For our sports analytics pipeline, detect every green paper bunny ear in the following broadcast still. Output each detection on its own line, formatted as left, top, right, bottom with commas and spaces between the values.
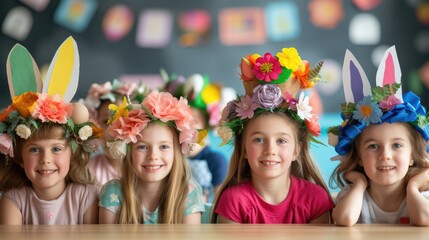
6, 44, 42, 100
43, 36, 79, 103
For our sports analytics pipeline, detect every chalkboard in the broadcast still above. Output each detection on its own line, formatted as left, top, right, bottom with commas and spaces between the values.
0, 0, 427, 112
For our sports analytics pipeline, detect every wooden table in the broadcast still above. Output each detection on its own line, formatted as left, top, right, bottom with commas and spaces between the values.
0, 224, 428, 240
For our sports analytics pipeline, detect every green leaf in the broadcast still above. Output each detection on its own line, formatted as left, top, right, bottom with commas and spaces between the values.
327, 126, 341, 135
70, 140, 78, 153
341, 102, 356, 115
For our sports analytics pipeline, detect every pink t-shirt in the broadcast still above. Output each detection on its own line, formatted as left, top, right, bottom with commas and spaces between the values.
5, 183, 98, 225
215, 176, 334, 223
88, 154, 120, 191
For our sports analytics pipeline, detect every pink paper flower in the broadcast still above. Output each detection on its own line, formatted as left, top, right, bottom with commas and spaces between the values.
108, 109, 150, 143
253, 53, 282, 82
143, 91, 180, 122
32, 93, 72, 124
235, 95, 259, 120
379, 95, 401, 111
88, 82, 112, 99
175, 97, 196, 132
0, 134, 14, 157
207, 103, 221, 126
115, 82, 138, 96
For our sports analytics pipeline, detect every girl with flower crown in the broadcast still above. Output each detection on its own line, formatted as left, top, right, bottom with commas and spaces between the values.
82, 79, 142, 191
329, 47, 429, 226
98, 91, 206, 224
0, 37, 99, 225
211, 47, 334, 224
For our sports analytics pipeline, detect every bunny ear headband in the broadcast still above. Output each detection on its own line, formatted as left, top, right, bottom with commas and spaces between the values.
217, 47, 324, 145
161, 69, 237, 128
0, 37, 99, 157
328, 46, 429, 157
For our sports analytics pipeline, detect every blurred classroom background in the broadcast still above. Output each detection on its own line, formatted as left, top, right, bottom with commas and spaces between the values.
1, 0, 428, 192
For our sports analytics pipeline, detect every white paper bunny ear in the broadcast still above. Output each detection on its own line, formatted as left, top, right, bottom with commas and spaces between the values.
183, 73, 206, 99
342, 49, 372, 103
375, 46, 403, 102
43, 36, 80, 103
6, 44, 42, 100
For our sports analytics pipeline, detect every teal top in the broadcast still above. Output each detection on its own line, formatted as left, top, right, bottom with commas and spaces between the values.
99, 178, 205, 223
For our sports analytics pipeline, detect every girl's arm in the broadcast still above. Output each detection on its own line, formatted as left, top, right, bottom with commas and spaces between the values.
182, 212, 202, 224
0, 196, 22, 225
83, 199, 99, 224
99, 207, 119, 224
407, 168, 429, 226
332, 171, 367, 226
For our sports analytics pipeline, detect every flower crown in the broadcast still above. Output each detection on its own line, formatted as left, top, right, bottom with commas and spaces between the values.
0, 92, 99, 157
106, 90, 207, 159
218, 47, 324, 145
328, 47, 429, 157
83, 79, 145, 111
0, 37, 100, 158
328, 86, 429, 156
161, 69, 236, 128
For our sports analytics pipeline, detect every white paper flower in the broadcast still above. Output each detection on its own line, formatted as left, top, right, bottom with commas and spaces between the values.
78, 125, 93, 140
106, 140, 127, 160
15, 124, 31, 139
295, 92, 313, 121
218, 126, 233, 145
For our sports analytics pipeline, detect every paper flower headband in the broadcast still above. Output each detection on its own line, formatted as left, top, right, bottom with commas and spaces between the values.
106, 90, 207, 160
83, 79, 145, 111
0, 37, 99, 158
161, 69, 236, 128
218, 47, 324, 145
328, 46, 429, 157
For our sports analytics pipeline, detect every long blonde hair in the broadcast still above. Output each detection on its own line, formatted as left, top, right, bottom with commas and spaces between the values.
0, 123, 93, 192
118, 123, 192, 224
330, 122, 429, 189
211, 112, 330, 222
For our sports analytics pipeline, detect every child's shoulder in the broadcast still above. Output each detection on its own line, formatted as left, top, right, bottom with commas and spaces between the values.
99, 179, 122, 196
66, 183, 98, 201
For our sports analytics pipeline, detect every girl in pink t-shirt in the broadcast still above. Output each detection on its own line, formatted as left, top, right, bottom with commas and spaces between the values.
211, 47, 334, 223
0, 37, 99, 225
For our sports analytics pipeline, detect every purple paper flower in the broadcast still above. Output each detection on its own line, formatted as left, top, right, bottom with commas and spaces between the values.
235, 95, 259, 120
252, 84, 283, 109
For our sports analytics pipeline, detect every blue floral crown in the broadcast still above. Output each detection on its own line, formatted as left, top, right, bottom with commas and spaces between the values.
218, 47, 324, 145
328, 46, 429, 157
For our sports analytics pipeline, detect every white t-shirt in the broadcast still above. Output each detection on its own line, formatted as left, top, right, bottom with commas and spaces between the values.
5, 183, 98, 225
337, 185, 429, 224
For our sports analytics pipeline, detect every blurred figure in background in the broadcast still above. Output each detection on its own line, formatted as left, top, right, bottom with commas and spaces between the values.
163, 70, 235, 202
82, 79, 145, 191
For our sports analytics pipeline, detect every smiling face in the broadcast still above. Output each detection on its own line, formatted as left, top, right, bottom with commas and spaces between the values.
357, 122, 414, 188
21, 132, 71, 199
131, 123, 175, 185
243, 113, 300, 183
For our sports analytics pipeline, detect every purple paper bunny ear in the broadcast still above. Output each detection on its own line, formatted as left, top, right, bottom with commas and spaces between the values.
342, 49, 372, 103
375, 46, 403, 102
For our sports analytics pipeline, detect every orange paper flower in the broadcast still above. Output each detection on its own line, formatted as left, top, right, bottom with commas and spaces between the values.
293, 61, 314, 89
12, 91, 38, 118
0, 105, 16, 122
